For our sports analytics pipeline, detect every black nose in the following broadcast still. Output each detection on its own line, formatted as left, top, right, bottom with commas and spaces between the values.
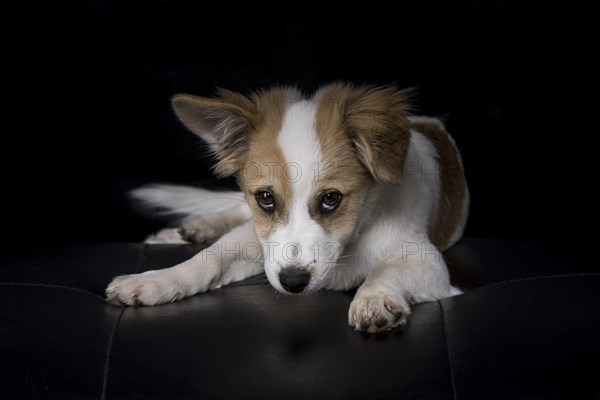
278, 268, 310, 293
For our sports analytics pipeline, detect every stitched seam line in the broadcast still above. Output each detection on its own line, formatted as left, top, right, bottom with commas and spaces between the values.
472, 272, 600, 291
100, 243, 147, 400
100, 308, 124, 400
439, 300, 457, 400
0, 282, 105, 301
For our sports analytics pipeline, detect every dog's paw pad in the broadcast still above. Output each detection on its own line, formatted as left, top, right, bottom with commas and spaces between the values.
105, 273, 178, 307
348, 294, 410, 333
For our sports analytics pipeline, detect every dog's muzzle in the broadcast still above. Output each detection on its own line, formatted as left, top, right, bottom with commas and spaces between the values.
278, 267, 310, 293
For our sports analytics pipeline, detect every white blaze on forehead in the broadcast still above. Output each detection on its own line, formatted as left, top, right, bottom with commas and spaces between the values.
278, 100, 322, 184
273, 100, 326, 263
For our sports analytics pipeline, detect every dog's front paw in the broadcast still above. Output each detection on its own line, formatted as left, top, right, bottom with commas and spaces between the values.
348, 293, 410, 333
178, 215, 226, 246
105, 271, 183, 306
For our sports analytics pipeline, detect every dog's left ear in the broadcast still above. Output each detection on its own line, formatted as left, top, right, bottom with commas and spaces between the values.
343, 86, 412, 185
171, 90, 255, 177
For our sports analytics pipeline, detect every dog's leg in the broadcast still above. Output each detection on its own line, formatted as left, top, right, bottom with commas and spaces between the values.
142, 204, 252, 245
106, 220, 263, 306
178, 204, 252, 246
348, 239, 457, 333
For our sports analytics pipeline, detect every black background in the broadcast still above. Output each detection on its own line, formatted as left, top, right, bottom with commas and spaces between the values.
2, 0, 598, 245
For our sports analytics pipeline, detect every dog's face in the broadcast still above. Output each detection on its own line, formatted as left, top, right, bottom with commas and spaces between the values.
172, 83, 411, 294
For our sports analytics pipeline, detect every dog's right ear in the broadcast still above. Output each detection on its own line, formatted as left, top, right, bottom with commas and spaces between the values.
171, 91, 254, 177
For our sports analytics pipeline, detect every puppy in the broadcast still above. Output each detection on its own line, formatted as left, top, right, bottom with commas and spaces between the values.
106, 83, 469, 333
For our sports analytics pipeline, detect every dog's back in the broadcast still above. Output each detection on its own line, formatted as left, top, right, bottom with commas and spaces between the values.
409, 116, 469, 250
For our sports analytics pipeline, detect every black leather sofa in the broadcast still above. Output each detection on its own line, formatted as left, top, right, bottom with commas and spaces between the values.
2, 238, 599, 399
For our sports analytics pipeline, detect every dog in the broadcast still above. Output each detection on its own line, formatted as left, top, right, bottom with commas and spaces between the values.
106, 82, 469, 333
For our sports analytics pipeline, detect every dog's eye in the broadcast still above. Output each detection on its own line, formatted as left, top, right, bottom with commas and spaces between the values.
256, 191, 275, 212
321, 192, 342, 212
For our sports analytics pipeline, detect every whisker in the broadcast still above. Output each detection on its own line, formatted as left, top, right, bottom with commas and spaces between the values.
363, 200, 402, 209
333, 262, 356, 267
336, 253, 359, 260
360, 203, 376, 212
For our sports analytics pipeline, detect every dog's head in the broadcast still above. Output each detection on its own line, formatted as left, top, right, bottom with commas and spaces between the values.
172, 83, 411, 294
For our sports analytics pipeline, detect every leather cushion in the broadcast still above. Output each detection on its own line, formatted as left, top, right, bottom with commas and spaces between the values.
1, 238, 598, 399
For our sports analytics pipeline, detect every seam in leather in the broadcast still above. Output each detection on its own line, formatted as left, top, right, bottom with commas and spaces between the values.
100, 308, 124, 400
439, 300, 458, 400
0, 282, 105, 301
472, 272, 600, 292
100, 243, 147, 400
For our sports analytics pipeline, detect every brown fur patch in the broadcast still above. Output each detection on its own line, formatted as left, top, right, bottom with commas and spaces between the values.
410, 117, 468, 250
171, 91, 255, 177
316, 83, 412, 185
